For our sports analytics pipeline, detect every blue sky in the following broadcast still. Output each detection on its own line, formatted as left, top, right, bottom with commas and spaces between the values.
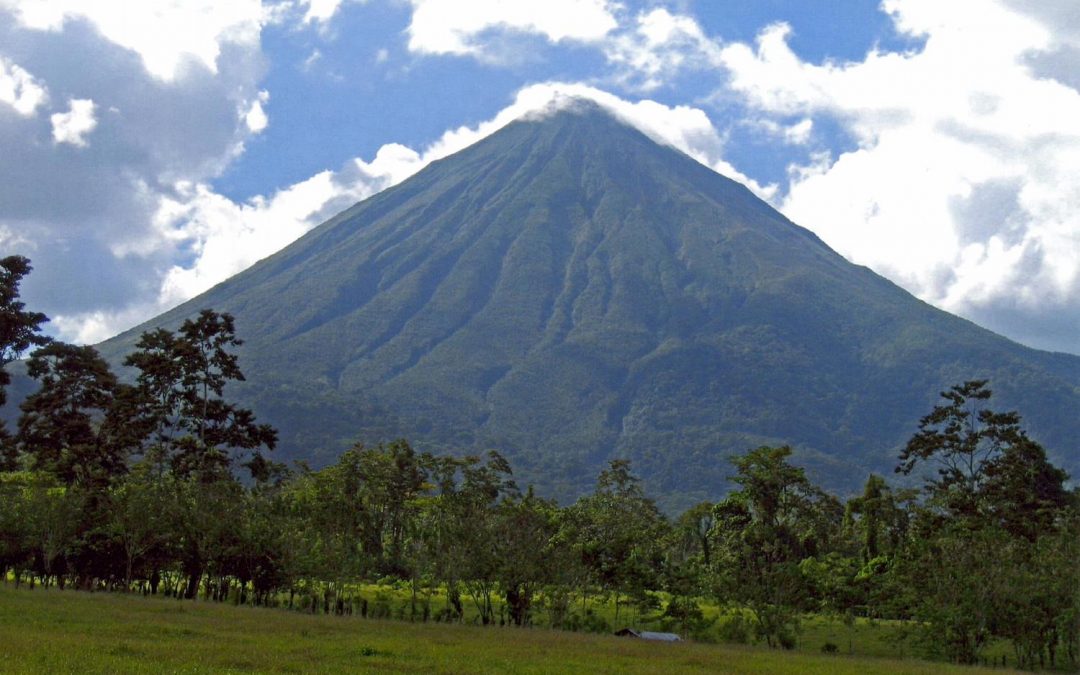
1, 0, 1079, 355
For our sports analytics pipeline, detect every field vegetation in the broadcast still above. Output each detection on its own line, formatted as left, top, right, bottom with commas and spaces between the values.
0, 584, 1017, 674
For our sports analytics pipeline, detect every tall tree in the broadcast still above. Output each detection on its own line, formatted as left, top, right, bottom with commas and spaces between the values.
0, 255, 50, 467
711, 446, 837, 649
124, 310, 276, 479
897, 380, 1070, 538
897, 380, 1030, 519
845, 474, 913, 564
573, 459, 668, 625
0, 255, 50, 379
16, 343, 121, 486
894, 381, 1073, 665
495, 487, 560, 626
418, 451, 516, 625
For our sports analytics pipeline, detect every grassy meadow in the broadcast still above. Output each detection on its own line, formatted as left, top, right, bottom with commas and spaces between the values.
0, 584, 1018, 674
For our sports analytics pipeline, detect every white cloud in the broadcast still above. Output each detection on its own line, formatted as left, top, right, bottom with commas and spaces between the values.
244, 90, 270, 133
743, 116, 815, 146
403, 2, 727, 90
301, 0, 346, 25
50, 98, 97, 147
406, 0, 618, 58
604, 8, 724, 90
0, 0, 267, 80
51, 303, 166, 345
302, 48, 323, 71
717, 0, 1080, 352
0, 0, 276, 345
0, 55, 48, 115
156, 172, 351, 307
783, 118, 813, 145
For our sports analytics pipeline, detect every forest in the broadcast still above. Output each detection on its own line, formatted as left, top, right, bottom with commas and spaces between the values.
1, 254, 1077, 670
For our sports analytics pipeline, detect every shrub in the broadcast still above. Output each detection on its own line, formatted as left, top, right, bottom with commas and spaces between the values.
717, 615, 750, 644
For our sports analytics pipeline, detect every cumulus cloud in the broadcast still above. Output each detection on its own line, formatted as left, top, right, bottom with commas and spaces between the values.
0, 54, 47, 115
0, 2, 271, 342
50, 97, 96, 146
300, 0, 348, 26
244, 90, 269, 134
0, 0, 267, 81
405, 0, 618, 59
603, 8, 724, 91
403, 1, 725, 92
716, 0, 1080, 353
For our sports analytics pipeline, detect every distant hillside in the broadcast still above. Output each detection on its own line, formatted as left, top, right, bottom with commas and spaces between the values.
62, 103, 1080, 509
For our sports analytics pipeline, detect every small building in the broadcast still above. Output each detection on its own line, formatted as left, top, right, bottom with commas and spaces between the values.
614, 628, 682, 642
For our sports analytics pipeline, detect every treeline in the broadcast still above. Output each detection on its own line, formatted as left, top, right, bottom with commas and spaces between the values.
1, 255, 1078, 669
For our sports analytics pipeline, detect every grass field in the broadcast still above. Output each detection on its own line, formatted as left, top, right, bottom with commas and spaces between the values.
0, 584, 1017, 674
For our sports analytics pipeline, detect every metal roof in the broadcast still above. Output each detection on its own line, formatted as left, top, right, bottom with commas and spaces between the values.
614, 629, 682, 642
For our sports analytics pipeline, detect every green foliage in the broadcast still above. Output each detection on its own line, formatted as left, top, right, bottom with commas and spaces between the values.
17, 342, 122, 486
892, 382, 1076, 667
0, 255, 49, 467
123, 309, 277, 480
710, 446, 839, 649
897, 380, 1069, 529
0, 256, 50, 384
3, 335, 1077, 670
570, 460, 669, 624
716, 614, 751, 644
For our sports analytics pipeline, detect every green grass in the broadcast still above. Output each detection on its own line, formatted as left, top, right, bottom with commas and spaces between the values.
0, 584, 1017, 674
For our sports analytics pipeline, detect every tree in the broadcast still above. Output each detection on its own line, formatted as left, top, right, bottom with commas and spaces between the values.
495, 487, 560, 626
124, 310, 276, 479
895, 380, 1059, 522
711, 446, 837, 649
0, 255, 50, 467
979, 435, 1070, 542
572, 459, 668, 626
0, 255, 50, 380
894, 381, 1074, 665
293, 440, 427, 592
896, 379, 1069, 540
838, 474, 917, 620
845, 474, 912, 564
16, 343, 122, 486
21, 474, 83, 588
660, 502, 717, 639
672, 501, 714, 569
415, 451, 517, 625
106, 464, 174, 590
451, 452, 517, 626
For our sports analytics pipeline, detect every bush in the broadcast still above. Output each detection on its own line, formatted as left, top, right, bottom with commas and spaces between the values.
563, 609, 610, 634
716, 615, 750, 644
370, 593, 392, 619
777, 628, 797, 650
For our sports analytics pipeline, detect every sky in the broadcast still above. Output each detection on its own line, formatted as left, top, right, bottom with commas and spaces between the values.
1, 0, 1079, 355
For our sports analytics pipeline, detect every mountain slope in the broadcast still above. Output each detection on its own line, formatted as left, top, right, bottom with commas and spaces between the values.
93, 102, 1080, 508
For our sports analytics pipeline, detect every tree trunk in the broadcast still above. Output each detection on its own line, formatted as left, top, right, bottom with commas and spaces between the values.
184, 567, 201, 599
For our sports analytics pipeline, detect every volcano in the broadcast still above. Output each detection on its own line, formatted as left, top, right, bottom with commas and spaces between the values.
93, 102, 1080, 509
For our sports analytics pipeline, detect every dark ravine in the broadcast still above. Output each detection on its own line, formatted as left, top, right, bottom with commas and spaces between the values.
33, 102, 1080, 510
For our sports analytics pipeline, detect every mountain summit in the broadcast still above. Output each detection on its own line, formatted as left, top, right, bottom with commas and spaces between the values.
97, 103, 1080, 507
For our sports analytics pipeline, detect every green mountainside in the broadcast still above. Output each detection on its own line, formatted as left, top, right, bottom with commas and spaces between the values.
81, 103, 1080, 509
